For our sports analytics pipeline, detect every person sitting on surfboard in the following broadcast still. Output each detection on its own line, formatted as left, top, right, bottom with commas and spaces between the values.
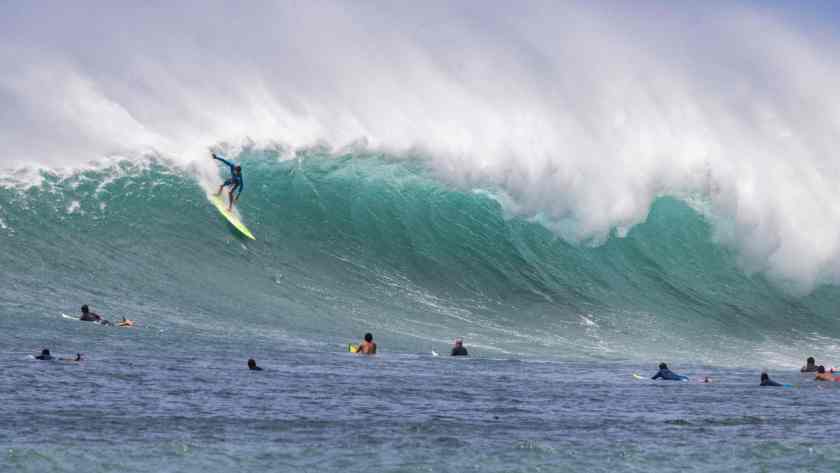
815, 366, 837, 381
355, 333, 377, 355
651, 362, 688, 381
80, 305, 111, 325
212, 153, 244, 211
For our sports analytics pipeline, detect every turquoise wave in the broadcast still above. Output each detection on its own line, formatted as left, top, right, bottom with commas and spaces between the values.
2, 150, 838, 366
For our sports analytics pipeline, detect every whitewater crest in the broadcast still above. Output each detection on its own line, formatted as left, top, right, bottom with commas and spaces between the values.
2, 2, 840, 290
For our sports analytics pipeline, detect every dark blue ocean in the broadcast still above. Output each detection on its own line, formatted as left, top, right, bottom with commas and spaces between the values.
3, 340, 840, 472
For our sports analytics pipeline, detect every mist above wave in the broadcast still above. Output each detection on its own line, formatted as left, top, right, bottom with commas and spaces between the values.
2, 1, 840, 291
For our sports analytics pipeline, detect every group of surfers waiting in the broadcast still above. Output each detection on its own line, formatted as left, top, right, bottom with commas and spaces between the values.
346, 333, 468, 356
247, 333, 467, 370
650, 357, 838, 386
48, 308, 840, 386
759, 356, 838, 386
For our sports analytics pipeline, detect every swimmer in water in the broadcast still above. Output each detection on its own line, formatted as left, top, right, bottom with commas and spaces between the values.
34, 349, 54, 361
651, 362, 688, 381
760, 372, 783, 387
118, 317, 134, 327
450, 338, 468, 356
247, 359, 263, 371
801, 357, 818, 373
60, 353, 83, 362
356, 333, 377, 355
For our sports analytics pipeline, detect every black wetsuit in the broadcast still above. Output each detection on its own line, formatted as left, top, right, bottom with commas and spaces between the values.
451, 346, 468, 356
81, 311, 110, 324
761, 377, 783, 387
652, 368, 688, 381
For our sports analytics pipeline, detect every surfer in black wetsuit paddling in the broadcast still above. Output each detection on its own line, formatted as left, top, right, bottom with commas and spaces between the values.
760, 372, 783, 387
213, 153, 244, 211
651, 362, 688, 381
80, 305, 111, 325
35, 349, 54, 360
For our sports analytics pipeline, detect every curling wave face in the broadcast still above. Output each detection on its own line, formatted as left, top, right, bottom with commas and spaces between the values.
1, 150, 839, 367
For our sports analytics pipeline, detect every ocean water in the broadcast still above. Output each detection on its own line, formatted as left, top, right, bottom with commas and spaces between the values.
6, 2, 840, 471
2, 152, 840, 472
3, 344, 840, 472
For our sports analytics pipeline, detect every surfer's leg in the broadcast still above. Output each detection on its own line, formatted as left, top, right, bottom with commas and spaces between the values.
216, 179, 233, 196
227, 186, 237, 210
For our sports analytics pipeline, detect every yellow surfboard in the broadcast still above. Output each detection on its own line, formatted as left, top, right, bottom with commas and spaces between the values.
348, 344, 359, 353
210, 194, 256, 240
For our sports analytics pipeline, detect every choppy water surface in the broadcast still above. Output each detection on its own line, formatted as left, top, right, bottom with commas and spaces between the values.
3, 320, 839, 473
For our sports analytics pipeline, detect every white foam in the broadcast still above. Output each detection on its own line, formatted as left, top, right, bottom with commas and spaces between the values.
66, 200, 80, 214
2, 3, 840, 291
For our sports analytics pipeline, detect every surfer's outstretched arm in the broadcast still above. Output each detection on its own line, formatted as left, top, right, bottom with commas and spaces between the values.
212, 153, 235, 172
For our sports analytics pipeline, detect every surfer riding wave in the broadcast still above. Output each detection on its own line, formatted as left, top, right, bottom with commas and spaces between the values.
212, 153, 244, 211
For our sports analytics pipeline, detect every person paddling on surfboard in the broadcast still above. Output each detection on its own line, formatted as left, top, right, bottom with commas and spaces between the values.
651, 362, 688, 381
80, 304, 111, 325
760, 371, 783, 387
35, 349, 54, 361
212, 153, 244, 211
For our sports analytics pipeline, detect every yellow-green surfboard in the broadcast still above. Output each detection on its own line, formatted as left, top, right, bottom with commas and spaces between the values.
210, 195, 256, 240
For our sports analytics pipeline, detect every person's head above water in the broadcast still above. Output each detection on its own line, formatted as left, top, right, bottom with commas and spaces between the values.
247, 358, 258, 370
454, 338, 463, 347
659, 362, 668, 370
81, 305, 89, 314
364, 333, 373, 343
41, 349, 50, 356
807, 357, 816, 365
234, 165, 242, 174
817, 366, 826, 373
761, 372, 769, 382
